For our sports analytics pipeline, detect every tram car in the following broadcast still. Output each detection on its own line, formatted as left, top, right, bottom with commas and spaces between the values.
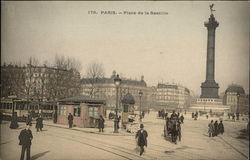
0, 98, 56, 122
163, 117, 181, 144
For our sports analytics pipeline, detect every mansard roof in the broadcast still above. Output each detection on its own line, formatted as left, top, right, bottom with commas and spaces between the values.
225, 85, 245, 95
157, 83, 178, 89
81, 77, 147, 87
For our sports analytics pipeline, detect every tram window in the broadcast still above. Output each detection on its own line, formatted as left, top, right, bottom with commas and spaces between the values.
0, 103, 2, 109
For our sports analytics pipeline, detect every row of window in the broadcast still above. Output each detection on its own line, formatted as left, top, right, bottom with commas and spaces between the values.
0, 103, 54, 110
59, 105, 99, 119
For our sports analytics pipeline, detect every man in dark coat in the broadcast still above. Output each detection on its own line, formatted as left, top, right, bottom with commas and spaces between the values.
98, 115, 105, 132
142, 111, 145, 119
68, 113, 73, 128
218, 120, 224, 135
135, 124, 148, 156
213, 120, 219, 136
232, 114, 235, 122
19, 123, 33, 160
26, 114, 32, 126
36, 115, 43, 132
180, 115, 184, 123
53, 111, 57, 123
170, 110, 178, 120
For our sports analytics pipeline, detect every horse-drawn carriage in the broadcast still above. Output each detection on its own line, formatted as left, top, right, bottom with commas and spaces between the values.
163, 117, 181, 144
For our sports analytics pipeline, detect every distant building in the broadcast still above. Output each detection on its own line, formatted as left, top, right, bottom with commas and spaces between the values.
81, 71, 150, 111
1, 64, 81, 102
155, 83, 191, 111
223, 84, 249, 114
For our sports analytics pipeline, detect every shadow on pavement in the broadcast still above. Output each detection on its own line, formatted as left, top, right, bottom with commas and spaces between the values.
31, 151, 50, 160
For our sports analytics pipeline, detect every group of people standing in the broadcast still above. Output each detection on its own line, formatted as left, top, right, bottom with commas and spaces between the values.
208, 120, 224, 137
192, 112, 199, 120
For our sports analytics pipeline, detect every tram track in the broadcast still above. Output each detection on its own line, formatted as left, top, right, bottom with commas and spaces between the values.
124, 138, 218, 160
197, 120, 249, 159
47, 125, 214, 160
46, 126, 153, 160
46, 125, 194, 160
218, 136, 249, 159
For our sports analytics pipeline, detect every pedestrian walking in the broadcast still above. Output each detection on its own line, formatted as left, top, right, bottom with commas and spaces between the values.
236, 112, 240, 120
68, 113, 74, 128
192, 112, 194, 118
142, 111, 145, 118
36, 115, 43, 132
135, 124, 148, 156
177, 120, 182, 141
218, 120, 224, 135
19, 123, 33, 160
213, 120, 219, 136
98, 115, 105, 132
208, 120, 214, 137
53, 111, 57, 123
180, 114, 184, 123
232, 114, 235, 122
164, 112, 168, 120
26, 114, 32, 126
117, 115, 121, 129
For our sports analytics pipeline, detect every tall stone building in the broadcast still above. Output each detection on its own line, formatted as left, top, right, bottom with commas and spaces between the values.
81, 71, 150, 111
223, 84, 249, 114
156, 83, 191, 111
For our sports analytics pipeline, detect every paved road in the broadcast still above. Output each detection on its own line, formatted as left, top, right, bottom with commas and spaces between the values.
1, 112, 249, 160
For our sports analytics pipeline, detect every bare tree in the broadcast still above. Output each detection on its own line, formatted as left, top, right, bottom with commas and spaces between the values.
54, 54, 82, 71
25, 57, 40, 101
85, 61, 105, 97
1, 62, 26, 98
51, 55, 81, 100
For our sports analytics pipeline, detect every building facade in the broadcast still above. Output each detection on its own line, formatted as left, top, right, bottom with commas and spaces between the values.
1, 64, 81, 102
155, 83, 191, 111
223, 84, 249, 114
81, 71, 150, 111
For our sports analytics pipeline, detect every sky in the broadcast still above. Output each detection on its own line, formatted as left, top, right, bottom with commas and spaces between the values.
1, 1, 249, 96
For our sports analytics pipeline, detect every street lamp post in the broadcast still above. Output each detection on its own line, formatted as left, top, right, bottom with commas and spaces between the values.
139, 90, 143, 122
236, 93, 240, 120
114, 74, 121, 133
